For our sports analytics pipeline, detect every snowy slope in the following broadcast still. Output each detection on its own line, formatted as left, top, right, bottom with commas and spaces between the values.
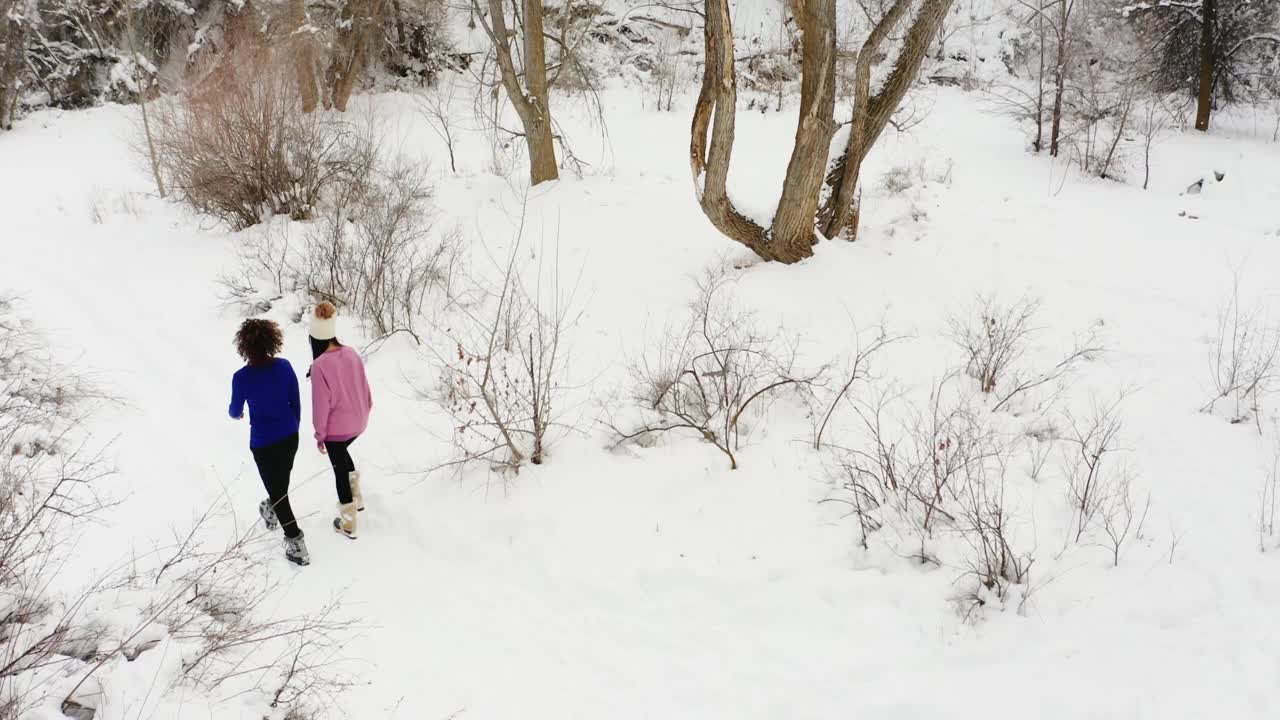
3, 81, 1280, 720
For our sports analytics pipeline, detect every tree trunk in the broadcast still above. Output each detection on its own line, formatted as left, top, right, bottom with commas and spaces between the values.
1033, 0, 1045, 153
124, 4, 166, 197
1195, 0, 1215, 132
473, 0, 560, 184
821, 0, 953, 239
690, 0, 769, 254
1049, 62, 1065, 156
768, 0, 836, 260
391, 0, 408, 52
0, 10, 24, 131
331, 0, 379, 112
1047, 0, 1072, 156
521, 0, 559, 184
290, 0, 320, 112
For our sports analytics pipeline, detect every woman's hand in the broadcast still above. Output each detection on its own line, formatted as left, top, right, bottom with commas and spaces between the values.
318, 443, 327, 455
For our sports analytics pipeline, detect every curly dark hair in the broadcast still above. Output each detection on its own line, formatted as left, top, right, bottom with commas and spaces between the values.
235, 319, 283, 367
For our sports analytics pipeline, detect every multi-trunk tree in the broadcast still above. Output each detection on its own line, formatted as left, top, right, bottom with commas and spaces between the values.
691, 0, 955, 263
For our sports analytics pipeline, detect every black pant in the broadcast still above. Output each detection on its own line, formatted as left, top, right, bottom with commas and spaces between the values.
251, 433, 301, 539
325, 436, 358, 505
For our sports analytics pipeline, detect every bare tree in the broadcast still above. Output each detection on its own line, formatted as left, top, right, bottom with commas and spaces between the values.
690, 0, 955, 262
471, 0, 560, 184
418, 78, 461, 173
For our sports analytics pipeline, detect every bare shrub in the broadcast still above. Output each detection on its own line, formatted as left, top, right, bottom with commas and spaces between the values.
61, 494, 358, 718
827, 450, 888, 550
900, 375, 997, 536
950, 296, 1040, 395
1099, 474, 1149, 567
305, 159, 459, 339
1259, 449, 1279, 552
823, 369, 1035, 613
0, 298, 114, 718
649, 26, 691, 112
217, 223, 298, 309
1136, 96, 1171, 190
1061, 397, 1126, 544
429, 216, 579, 475
827, 373, 995, 556
614, 268, 822, 470
151, 42, 373, 230
1202, 279, 1280, 432
812, 327, 901, 450
953, 455, 1034, 620
950, 295, 1101, 412
1021, 423, 1058, 482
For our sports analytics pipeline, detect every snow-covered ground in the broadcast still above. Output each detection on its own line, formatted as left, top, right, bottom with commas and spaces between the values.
4, 81, 1280, 719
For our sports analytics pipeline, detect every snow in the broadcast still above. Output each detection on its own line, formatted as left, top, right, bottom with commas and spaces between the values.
3, 79, 1280, 719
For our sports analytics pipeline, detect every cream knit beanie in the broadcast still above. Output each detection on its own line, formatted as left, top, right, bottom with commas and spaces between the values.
309, 303, 338, 341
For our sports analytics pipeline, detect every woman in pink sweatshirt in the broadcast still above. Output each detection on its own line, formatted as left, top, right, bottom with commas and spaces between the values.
308, 303, 372, 539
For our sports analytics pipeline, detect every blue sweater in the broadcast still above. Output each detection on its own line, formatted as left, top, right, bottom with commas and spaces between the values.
229, 358, 301, 448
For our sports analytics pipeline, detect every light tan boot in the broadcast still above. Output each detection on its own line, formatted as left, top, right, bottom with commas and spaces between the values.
332, 502, 358, 539
350, 471, 365, 512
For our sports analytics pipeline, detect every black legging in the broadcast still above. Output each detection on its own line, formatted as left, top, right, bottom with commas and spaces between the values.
251, 433, 301, 539
325, 436, 358, 505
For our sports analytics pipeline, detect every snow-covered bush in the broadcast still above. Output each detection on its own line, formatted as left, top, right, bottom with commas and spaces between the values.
613, 268, 822, 470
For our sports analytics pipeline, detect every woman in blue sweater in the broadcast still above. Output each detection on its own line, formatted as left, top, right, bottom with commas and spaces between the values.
229, 319, 309, 566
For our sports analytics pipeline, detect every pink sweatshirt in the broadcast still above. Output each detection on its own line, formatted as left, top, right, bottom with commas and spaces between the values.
311, 346, 372, 447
